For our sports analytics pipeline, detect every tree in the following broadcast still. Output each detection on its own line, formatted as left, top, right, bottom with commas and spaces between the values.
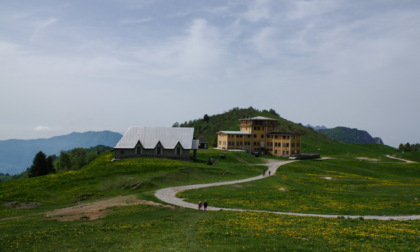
404, 143, 411, 152
70, 148, 88, 170
398, 143, 404, 152
172, 122, 180, 127
203, 114, 210, 123
28, 151, 55, 177
56, 151, 72, 172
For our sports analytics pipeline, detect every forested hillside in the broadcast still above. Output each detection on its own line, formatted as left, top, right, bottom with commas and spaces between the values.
176, 107, 395, 156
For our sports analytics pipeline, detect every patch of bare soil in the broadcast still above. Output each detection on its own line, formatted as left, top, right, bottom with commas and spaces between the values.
356, 157, 380, 162
4, 201, 41, 209
44, 195, 175, 221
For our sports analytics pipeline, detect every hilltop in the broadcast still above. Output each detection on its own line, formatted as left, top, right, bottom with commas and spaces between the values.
178, 107, 395, 156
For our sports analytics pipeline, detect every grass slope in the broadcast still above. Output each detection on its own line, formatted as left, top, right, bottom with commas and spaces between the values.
1, 150, 419, 251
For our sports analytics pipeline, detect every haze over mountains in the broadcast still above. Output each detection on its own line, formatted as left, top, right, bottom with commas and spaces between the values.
0, 131, 122, 175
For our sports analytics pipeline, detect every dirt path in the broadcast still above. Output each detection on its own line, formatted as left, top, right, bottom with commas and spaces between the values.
44, 195, 175, 221
155, 159, 420, 221
385, 155, 416, 163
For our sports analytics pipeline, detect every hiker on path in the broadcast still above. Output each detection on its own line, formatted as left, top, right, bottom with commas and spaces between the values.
198, 201, 202, 210
268, 170, 271, 176
203, 200, 208, 211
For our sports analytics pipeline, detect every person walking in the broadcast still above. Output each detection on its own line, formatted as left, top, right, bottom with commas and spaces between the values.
198, 201, 202, 210
268, 170, 271, 176
203, 200, 208, 211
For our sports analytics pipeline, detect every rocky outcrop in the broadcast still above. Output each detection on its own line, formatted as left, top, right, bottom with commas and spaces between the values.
319, 127, 383, 145
373, 137, 384, 145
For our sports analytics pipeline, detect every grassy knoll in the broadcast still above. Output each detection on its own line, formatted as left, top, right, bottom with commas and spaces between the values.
0, 149, 261, 218
1, 149, 419, 251
181, 158, 420, 215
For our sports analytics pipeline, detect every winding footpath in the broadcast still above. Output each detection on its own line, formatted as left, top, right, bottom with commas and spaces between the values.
155, 159, 420, 221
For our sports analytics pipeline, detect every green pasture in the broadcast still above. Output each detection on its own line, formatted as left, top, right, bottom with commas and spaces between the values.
1, 149, 419, 251
181, 158, 420, 215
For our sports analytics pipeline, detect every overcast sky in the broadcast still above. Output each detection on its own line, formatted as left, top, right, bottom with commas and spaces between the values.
1, 0, 419, 147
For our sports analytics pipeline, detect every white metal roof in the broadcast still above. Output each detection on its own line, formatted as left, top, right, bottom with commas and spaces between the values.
218, 131, 251, 135
240, 116, 277, 121
115, 127, 195, 149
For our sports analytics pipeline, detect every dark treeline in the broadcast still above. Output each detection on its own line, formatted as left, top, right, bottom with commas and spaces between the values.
0, 145, 112, 182
398, 143, 420, 152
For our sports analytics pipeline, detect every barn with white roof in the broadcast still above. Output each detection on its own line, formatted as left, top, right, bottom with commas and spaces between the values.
114, 127, 199, 161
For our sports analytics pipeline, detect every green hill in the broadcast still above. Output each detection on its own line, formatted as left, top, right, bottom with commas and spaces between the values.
1, 149, 419, 251
179, 107, 395, 157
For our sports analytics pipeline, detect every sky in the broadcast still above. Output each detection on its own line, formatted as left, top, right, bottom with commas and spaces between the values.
1, 0, 420, 148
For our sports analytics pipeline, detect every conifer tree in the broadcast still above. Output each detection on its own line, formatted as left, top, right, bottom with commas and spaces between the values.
28, 151, 55, 177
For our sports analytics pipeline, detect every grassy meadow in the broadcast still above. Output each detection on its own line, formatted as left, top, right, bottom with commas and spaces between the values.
1, 148, 419, 251
180, 158, 420, 215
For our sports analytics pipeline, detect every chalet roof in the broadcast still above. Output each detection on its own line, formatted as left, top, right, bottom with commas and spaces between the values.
218, 131, 251, 135
115, 127, 195, 149
239, 116, 277, 121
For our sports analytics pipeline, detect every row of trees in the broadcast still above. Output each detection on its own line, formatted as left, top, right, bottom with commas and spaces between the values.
26, 145, 111, 178
398, 143, 420, 152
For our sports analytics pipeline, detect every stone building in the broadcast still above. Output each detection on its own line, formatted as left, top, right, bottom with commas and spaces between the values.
114, 127, 198, 160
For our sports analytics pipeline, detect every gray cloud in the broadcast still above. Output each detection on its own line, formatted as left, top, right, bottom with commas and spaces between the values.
1, 0, 419, 147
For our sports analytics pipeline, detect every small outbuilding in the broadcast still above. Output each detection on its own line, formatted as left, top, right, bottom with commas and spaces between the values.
114, 127, 198, 161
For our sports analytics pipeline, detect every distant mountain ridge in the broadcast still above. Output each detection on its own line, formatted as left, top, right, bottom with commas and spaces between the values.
0, 131, 122, 175
318, 127, 384, 145
305, 124, 328, 131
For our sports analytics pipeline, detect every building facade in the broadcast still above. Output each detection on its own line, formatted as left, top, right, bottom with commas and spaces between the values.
217, 116, 301, 157
114, 127, 199, 161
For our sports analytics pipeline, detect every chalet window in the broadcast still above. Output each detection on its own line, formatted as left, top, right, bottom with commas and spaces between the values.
121, 150, 125, 155
275, 150, 278, 154
176, 147, 181, 155
219, 141, 221, 145
136, 147, 142, 154
157, 147, 162, 155
261, 134, 264, 138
